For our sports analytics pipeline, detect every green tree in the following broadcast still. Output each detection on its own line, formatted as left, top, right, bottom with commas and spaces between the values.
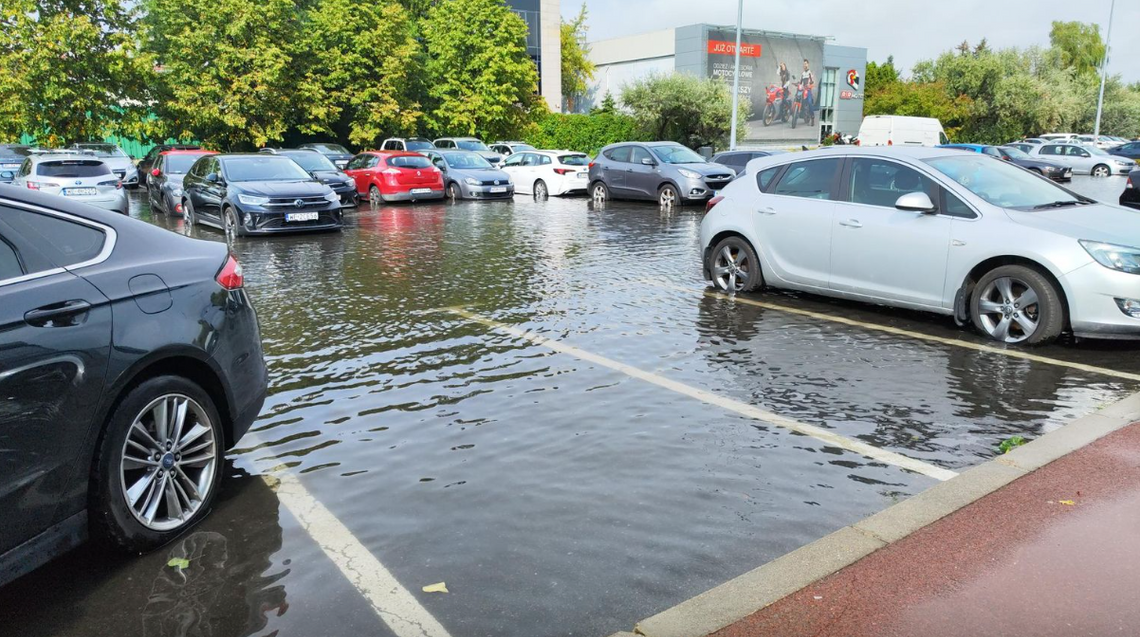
620, 72, 749, 150
865, 81, 972, 139
864, 56, 900, 96
296, 0, 421, 146
142, 0, 299, 149
1050, 21, 1105, 76
560, 3, 595, 113
526, 111, 644, 155
0, 0, 153, 145
421, 0, 543, 140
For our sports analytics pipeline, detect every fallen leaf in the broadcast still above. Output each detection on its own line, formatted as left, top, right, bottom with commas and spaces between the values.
167, 557, 190, 570
1058, 500, 1075, 506
422, 582, 449, 594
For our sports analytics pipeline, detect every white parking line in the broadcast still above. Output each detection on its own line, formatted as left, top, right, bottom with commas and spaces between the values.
649, 281, 1140, 384
446, 307, 959, 482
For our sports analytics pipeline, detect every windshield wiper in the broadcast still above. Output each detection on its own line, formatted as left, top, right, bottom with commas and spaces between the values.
1032, 200, 1090, 210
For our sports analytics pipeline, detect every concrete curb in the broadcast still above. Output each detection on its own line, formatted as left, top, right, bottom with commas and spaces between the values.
629, 391, 1140, 637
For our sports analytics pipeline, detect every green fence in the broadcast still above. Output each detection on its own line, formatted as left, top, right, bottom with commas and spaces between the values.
19, 133, 195, 159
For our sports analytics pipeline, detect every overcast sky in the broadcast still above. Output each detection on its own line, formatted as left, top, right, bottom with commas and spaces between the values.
563, 0, 1136, 81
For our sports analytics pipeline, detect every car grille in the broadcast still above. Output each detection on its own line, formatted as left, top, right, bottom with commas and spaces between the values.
323, 180, 353, 192
263, 196, 331, 208
477, 179, 508, 186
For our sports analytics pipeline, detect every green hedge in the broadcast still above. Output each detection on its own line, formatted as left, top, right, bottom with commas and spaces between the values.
525, 112, 647, 157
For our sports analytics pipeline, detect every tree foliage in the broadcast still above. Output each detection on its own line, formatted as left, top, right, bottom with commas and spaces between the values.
560, 3, 594, 113
0, 0, 153, 145
1050, 21, 1105, 77
421, 0, 543, 140
621, 73, 749, 150
526, 112, 643, 156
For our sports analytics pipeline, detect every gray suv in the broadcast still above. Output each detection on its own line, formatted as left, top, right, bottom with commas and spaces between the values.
588, 142, 735, 206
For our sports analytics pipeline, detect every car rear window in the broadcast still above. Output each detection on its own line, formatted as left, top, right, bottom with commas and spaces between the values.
164, 154, 209, 174
559, 155, 589, 166
406, 140, 435, 151
389, 155, 433, 169
36, 160, 110, 177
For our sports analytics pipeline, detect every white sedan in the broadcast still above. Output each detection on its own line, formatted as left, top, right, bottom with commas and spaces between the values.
501, 150, 590, 198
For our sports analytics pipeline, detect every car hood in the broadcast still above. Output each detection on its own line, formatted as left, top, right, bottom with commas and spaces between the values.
1006, 204, 1140, 245
477, 151, 503, 162
164, 174, 188, 187
95, 156, 135, 171
450, 167, 512, 183
1016, 158, 1066, 170
234, 180, 328, 196
671, 162, 734, 176
311, 170, 351, 183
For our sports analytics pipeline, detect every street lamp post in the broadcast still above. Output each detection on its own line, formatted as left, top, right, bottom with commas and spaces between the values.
728, 0, 744, 150
1093, 0, 1115, 139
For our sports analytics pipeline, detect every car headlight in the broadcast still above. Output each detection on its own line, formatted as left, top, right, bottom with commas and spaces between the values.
324, 191, 340, 202
464, 177, 480, 186
678, 168, 701, 179
1080, 240, 1140, 274
237, 194, 270, 206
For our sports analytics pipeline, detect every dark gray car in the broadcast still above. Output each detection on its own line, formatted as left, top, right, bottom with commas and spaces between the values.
423, 150, 514, 201
588, 142, 735, 206
0, 144, 31, 183
711, 149, 788, 176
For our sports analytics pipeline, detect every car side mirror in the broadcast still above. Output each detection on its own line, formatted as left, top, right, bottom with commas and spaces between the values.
151, 168, 161, 177
205, 172, 220, 183
641, 158, 656, 166
895, 191, 937, 214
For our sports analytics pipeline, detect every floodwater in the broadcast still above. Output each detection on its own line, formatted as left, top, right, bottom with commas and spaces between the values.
1, 175, 1137, 637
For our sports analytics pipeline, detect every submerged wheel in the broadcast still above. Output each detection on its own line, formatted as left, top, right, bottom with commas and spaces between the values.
709, 236, 763, 293
658, 184, 679, 208
183, 199, 196, 227
447, 182, 460, 201
534, 179, 548, 199
591, 181, 608, 202
223, 206, 242, 243
970, 265, 1064, 346
369, 185, 382, 207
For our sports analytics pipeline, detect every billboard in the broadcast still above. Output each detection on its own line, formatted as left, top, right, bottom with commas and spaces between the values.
707, 29, 824, 142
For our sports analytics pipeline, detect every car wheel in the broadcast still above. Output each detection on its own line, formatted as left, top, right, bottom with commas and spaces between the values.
90, 375, 224, 553
534, 179, 548, 199
223, 206, 243, 244
709, 236, 763, 293
183, 199, 196, 227
970, 265, 1064, 346
658, 184, 679, 208
447, 182, 461, 201
1092, 164, 1110, 177
369, 185, 382, 208
591, 181, 609, 202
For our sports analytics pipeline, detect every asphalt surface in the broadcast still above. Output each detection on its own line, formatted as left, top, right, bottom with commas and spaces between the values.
1, 174, 1137, 637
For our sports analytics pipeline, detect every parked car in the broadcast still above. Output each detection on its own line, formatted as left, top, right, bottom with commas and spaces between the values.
1005, 142, 1038, 154
147, 149, 218, 216
71, 143, 140, 189
997, 146, 1072, 182
138, 144, 202, 188
1030, 142, 1135, 176
380, 137, 436, 153
0, 186, 267, 586
489, 142, 536, 158
711, 149, 788, 176
1038, 133, 1077, 143
1108, 140, 1140, 163
297, 143, 354, 169
261, 149, 357, 208
1018, 138, 1048, 145
423, 150, 514, 200
345, 151, 445, 204
1074, 134, 1122, 150
857, 115, 949, 147
433, 138, 504, 167
12, 153, 128, 215
700, 147, 1140, 345
1120, 169, 1140, 210
501, 150, 589, 197
0, 144, 32, 183
588, 142, 735, 206
181, 153, 344, 240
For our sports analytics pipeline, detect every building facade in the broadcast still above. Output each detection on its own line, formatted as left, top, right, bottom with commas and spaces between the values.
585, 24, 867, 145
507, 0, 562, 112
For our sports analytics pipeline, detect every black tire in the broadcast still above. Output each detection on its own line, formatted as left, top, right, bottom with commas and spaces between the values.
534, 179, 548, 199
223, 206, 243, 243
183, 199, 196, 227
1091, 164, 1110, 178
446, 182, 461, 201
708, 236, 763, 293
369, 185, 382, 208
970, 264, 1064, 346
591, 181, 609, 202
90, 376, 225, 554
658, 183, 680, 208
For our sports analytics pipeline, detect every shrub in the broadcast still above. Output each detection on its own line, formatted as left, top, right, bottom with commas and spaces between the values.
526, 112, 646, 156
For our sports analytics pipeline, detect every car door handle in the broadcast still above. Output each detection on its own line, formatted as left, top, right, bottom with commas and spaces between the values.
757, 207, 777, 215
839, 219, 863, 228
25, 300, 92, 327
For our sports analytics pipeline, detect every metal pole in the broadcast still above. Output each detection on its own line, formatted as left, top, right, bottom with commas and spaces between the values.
729, 0, 744, 150
1093, 0, 1115, 139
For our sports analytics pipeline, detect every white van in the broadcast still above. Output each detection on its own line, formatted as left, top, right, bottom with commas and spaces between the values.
857, 115, 949, 147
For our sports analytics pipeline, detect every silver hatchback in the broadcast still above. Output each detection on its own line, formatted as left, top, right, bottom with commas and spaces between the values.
12, 153, 129, 215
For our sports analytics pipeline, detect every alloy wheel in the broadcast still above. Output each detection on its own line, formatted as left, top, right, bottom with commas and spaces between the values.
976, 276, 1040, 343
712, 244, 752, 292
119, 394, 218, 532
184, 201, 195, 227
369, 185, 381, 208
224, 209, 238, 244
659, 186, 677, 208
1092, 165, 1110, 177
534, 180, 548, 199
591, 183, 607, 202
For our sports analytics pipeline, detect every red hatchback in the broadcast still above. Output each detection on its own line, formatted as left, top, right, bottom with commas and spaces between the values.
345, 151, 445, 205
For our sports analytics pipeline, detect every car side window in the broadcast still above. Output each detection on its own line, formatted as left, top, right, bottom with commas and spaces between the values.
630, 147, 653, 165
0, 207, 106, 269
771, 158, 840, 200
846, 158, 934, 208
608, 146, 632, 163
0, 234, 24, 282
756, 166, 781, 192
518, 154, 535, 167
1040, 145, 1057, 155
539, 155, 552, 166
431, 155, 447, 170
941, 189, 977, 219
367, 155, 382, 169
503, 153, 525, 167
983, 147, 1002, 157
346, 155, 363, 170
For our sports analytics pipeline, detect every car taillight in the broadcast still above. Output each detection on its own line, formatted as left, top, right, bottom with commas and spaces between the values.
1128, 177, 1134, 189
588, 162, 595, 169
175, 202, 184, 213
887, 139, 893, 146
706, 196, 725, 213
26, 181, 44, 190
554, 168, 574, 175
216, 254, 244, 290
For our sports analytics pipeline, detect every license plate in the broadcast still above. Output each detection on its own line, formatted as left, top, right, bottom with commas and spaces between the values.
490, 186, 507, 193
64, 187, 97, 196
286, 211, 319, 222
411, 188, 432, 194
1, 163, 19, 169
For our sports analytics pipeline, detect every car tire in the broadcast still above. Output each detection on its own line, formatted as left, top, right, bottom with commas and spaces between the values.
709, 236, 763, 293
658, 183, 679, 208
1091, 164, 1110, 177
447, 182, 461, 201
1028, 167, 1043, 176
184, 199, 196, 227
223, 206, 243, 243
591, 181, 609, 202
369, 185, 382, 208
970, 264, 1064, 346
534, 179, 548, 199
90, 375, 225, 554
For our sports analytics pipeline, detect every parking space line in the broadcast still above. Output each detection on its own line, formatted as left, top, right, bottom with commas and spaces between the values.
446, 307, 959, 482
648, 281, 1140, 384
249, 456, 452, 637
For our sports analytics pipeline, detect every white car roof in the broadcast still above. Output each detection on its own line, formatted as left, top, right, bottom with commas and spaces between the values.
742, 146, 975, 175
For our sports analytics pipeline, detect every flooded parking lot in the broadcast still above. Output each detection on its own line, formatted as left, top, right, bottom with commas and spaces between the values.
2, 175, 1138, 637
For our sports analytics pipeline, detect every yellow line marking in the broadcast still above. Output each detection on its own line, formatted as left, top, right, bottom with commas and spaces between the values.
648, 281, 1140, 384
447, 307, 959, 482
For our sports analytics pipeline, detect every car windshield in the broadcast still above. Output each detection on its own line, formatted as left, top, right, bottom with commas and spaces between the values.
310, 144, 350, 154
390, 155, 433, 169
406, 140, 435, 151
75, 144, 126, 158
37, 160, 110, 177
926, 155, 1087, 210
650, 145, 706, 164
456, 140, 490, 152
1000, 147, 1030, 159
165, 154, 210, 174
1086, 146, 1110, 156
285, 152, 337, 172
559, 154, 589, 166
442, 152, 492, 169
223, 156, 312, 182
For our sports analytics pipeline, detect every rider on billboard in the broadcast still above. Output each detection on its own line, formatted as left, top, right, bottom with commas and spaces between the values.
778, 62, 792, 114
800, 59, 816, 117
